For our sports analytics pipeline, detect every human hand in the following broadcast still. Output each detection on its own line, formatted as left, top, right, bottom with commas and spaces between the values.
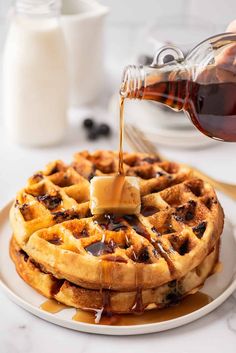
226, 20, 236, 32
214, 20, 236, 79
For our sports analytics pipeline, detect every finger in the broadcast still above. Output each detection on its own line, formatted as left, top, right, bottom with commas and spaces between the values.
226, 20, 236, 32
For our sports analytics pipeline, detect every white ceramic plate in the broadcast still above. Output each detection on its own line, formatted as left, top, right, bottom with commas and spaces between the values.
0, 199, 236, 335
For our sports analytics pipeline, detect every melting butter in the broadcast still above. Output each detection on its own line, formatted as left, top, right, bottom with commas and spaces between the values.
90, 175, 141, 215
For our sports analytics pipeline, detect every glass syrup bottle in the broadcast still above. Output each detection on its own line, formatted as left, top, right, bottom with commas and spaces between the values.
120, 33, 236, 142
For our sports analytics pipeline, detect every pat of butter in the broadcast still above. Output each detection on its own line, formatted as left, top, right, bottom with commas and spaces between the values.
90, 175, 141, 215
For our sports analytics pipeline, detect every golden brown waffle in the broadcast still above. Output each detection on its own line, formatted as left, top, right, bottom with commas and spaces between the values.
10, 150, 224, 291
10, 237, 219, 313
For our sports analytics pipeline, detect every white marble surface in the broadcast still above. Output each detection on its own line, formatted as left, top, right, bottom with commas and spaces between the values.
0, 109, 236, 352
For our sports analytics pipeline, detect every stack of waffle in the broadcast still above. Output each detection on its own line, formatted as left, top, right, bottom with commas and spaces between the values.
10, 151, 224, 314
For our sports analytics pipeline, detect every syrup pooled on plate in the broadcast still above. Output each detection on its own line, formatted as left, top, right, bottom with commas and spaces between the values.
72, 292, 212, 325
40, 299, 68, 314
40, 292, 212, 325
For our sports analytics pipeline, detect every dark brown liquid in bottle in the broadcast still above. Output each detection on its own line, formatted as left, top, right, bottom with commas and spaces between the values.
135, 68, 236, 142
188, 81, 236, 142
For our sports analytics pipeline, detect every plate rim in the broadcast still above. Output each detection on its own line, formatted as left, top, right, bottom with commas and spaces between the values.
0, 200, 236, 335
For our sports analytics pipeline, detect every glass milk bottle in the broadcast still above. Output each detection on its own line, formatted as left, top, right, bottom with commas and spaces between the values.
3, 0, 68, 146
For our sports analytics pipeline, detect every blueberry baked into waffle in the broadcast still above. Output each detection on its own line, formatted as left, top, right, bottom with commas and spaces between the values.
9, 150, 224, 314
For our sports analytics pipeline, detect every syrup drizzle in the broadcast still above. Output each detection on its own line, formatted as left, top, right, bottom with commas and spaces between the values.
119, 96, 125, 175
154, 241, 176, 275
102, 290, 111, 313
112, 174, 125, 205
95, 214, 127, 232
132, 287, 144, 313
141, 205, 159, 217
124, 215, 151, 241
85, 240, 116, 257
119, 90, 144, 310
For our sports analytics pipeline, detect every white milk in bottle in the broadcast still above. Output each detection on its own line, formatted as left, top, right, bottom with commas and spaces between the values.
3, 0, 68, 146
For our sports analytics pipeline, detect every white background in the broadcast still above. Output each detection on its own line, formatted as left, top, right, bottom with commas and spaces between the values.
1, 0, 236, 82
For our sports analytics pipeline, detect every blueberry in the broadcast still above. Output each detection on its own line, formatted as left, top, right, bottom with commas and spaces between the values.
98, 123, 111, 136
83, 118, 94, 129
87, 129, 99, 140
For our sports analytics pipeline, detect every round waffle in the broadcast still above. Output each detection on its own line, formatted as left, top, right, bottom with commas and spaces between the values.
10, 150, 224, 291
10, 237, 219, 313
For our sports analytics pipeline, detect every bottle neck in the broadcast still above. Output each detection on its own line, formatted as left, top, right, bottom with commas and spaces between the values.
120, 64, 189, 111
16, 0, 61, 17
120, 65, 146, 99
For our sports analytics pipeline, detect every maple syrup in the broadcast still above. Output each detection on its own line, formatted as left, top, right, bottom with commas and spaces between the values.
141, 205, 159, 217
124, 215, 151, 240
85, 240, 116, 256
40, 294, 212, 325
132, 287, 144, 313
72, 292, 212, 325
135, 75, 236, 142
120, 34, 236, 143
95, 214, 127, 232
119, 96, 125, 175
88, 95, 128, 218
85, 37, 229, 323
40, 299, 68, 313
